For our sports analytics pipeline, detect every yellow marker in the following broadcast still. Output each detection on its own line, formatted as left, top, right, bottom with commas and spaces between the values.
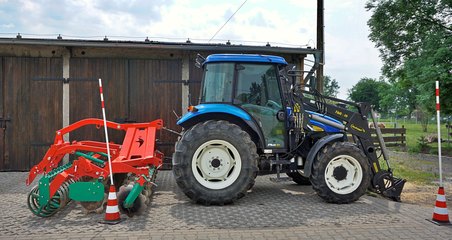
312, 126, 324, 132
294, 103, 301, 113
351, 124, 365, 133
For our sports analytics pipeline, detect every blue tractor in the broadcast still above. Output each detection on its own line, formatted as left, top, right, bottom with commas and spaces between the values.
172, 53, 405, 205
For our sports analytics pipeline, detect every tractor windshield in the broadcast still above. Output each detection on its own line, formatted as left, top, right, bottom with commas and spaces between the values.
201, 63, 234, 102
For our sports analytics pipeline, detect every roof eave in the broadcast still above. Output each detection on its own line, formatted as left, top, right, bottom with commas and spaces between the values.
0, 38, 320, 55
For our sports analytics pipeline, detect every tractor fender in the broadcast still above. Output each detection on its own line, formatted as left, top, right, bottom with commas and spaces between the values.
302, 133, 345, 177
177, 104, 266, 149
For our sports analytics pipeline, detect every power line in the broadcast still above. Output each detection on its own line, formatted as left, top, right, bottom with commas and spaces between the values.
208, 0, 248, 43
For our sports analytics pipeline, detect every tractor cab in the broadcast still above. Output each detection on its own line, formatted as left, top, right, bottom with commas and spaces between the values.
180, 54, 290, 151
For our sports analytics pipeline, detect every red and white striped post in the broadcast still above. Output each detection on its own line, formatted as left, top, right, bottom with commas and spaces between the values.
98, 78, 122, 224
98, 78, 114, 185
429, 80, 450, 225
436, 80, 443, 187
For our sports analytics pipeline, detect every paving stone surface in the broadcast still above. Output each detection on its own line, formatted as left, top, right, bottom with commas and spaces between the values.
0, 171, 451, 239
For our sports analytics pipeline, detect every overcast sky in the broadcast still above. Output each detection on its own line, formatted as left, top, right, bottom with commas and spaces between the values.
0, 0, 382, 99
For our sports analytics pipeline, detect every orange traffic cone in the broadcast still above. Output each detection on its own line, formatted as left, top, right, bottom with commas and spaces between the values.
429, 186, 451, 225
99, 185, 124, 224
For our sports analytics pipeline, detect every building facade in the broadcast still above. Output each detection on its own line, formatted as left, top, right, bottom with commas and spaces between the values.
0, 37, 316, 171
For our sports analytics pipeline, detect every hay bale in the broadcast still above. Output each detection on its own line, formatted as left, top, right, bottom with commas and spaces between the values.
368, 122, 386, 129
427, 134, 439, 143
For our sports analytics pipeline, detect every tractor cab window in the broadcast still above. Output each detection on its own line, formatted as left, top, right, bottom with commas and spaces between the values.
201, 63, 234, 103
234, 64, 282, 107
234, 64, 285, 149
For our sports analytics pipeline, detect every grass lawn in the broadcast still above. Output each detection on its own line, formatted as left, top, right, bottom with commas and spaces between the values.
375, 119, 451, 184
379, 119, 452, 156
384, 155, 438, 184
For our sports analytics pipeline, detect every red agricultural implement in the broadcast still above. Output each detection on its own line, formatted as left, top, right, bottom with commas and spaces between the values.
26, 118, 164, 217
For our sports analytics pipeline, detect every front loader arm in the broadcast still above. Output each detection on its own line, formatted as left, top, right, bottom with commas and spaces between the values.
299, 89, 406, 201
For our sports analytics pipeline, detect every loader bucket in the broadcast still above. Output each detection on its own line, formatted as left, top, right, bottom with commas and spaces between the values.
381, 177, 406, 202
373, 171, 406, 202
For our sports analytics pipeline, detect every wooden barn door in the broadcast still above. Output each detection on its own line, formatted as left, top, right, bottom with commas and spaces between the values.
1, 57, 63, 171
0, 58, 4, 168
128, 59, 182, 165
69, 58, 182, 169
69, 58, 128, 144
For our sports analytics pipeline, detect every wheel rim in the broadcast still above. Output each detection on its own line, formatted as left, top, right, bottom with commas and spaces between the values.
324, 154, 363, 195
192, 139, 242, 190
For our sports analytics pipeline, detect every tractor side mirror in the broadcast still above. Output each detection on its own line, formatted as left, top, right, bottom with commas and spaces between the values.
195, 54, 206, 68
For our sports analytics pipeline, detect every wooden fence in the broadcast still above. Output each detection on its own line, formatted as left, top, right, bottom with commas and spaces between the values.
446, 124, 452, 142
370, 126, 406, 147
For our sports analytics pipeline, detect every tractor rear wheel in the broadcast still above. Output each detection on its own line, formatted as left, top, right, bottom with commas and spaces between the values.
173, 120, 258, 205
310, 142, 370, 203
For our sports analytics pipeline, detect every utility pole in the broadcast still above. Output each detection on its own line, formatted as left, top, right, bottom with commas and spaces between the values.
317, 0, 324, 92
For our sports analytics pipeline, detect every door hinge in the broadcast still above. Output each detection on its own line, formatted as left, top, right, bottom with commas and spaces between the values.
0, 117, 11, 129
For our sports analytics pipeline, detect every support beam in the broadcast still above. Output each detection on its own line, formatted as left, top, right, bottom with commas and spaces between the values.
62, 49, 70, 164
181, 55, 190, 115
317, 0, 325, 92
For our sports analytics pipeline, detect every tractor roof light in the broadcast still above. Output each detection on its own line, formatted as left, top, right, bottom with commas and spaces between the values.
188, 106, 198, 112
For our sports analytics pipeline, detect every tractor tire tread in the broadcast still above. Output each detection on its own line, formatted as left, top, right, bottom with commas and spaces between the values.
310, 141, 370, 203
173, 120, 258, 205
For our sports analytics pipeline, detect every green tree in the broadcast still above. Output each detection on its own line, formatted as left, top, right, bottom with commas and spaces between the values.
379, 81, 417, 117
348, 78, 388, 111
322, 75, 340, 97
366, 0, 452, 115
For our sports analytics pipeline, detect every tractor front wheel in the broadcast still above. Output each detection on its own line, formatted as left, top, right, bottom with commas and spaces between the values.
311, 142, 370, 203
173, 120, 258, 205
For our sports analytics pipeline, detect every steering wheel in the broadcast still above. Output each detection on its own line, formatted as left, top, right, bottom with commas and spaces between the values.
266, 100, 282, 110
